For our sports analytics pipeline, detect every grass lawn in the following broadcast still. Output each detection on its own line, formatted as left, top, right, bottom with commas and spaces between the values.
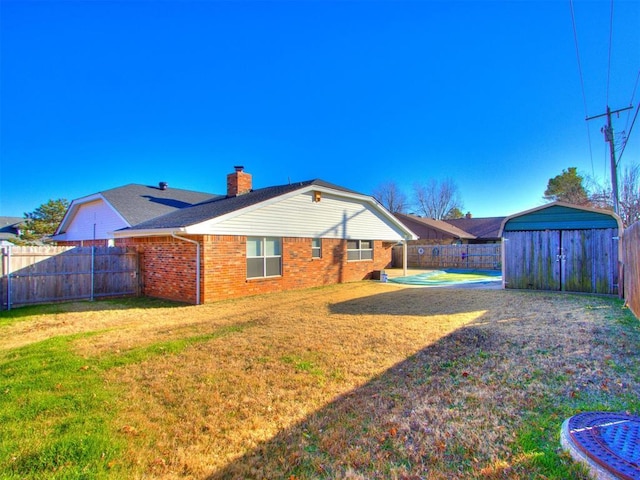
1, 282, 639, 479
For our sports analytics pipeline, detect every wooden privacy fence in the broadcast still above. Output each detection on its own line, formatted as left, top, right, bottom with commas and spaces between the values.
622, 221, 640, 319
393, 244, 501, 270
0, 246, 140, 310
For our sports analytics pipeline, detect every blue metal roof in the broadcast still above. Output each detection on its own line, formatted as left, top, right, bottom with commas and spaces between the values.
501, 203, 620, 232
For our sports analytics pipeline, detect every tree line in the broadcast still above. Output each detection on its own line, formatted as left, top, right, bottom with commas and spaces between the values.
372, 179, 465, 220
7, 164, 640, 246
544, 165, 640, 227
373, 164, 640, 227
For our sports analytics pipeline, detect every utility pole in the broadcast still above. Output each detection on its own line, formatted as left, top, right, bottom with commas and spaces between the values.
586, 104, 633, 215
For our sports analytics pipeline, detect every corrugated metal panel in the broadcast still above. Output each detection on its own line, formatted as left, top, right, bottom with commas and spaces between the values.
196, 191, 406, 241
503, 205, 618, 231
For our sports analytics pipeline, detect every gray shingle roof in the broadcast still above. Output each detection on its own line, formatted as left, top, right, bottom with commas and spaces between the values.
394, 213, 475, 240
99, 184, 219, 226
126, 179, 361, 231
0, 217, 23, 241
445, 216, 506, 240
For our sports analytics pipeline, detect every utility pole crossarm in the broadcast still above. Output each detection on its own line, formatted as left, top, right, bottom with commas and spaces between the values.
585, 105, 633, 122
585, 104, 634, 215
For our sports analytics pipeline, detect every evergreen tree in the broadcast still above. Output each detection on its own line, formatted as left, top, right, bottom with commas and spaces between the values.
544, 167, 589, 205
20, 199, 69, 244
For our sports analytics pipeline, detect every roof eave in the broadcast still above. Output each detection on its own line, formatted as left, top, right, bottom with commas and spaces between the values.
112, 227, 188, 238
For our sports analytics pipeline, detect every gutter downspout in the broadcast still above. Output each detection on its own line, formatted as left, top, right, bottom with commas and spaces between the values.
171, 233, 201, 305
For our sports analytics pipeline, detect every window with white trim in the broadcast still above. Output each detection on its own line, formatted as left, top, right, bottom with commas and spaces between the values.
347, 240, 373, 261
247, 237, 282, 278
311, 238, 322, 258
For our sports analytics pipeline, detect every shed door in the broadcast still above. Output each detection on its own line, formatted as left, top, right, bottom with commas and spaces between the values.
503, 230, 561, 291
503, 229, 619, 294
561, 228, 618, 294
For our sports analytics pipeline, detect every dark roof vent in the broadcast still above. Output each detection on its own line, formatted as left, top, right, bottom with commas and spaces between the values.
159, 182, 168, 190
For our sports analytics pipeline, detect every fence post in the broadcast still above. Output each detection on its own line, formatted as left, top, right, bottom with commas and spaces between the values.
466, 244, 470, 269
4, 246, 11, 311
90, 246, 95, 302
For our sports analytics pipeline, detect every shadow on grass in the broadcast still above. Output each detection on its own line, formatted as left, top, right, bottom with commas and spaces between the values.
207, 319, 512, 479
0, 297, 188, 320
207, 290, 633, 479
330, 286, 510, 316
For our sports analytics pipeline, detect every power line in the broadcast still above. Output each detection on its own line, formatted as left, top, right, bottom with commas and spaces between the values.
624, 69, 640, 133
569, 0, 595, 176
606, 0, 614, 105
618, 103, 639, 165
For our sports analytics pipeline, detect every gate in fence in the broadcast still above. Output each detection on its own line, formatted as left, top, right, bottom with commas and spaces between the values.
0, 246, 140, 310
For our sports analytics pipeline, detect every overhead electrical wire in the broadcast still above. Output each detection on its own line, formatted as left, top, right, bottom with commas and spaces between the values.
624, 69, 640, 134
606, 0, 614, 106
618, 103, 639, 165
569, 0, 595, 177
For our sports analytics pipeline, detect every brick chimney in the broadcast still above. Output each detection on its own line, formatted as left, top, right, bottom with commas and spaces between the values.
465, 212, 472, 219
227, 166, 252, 197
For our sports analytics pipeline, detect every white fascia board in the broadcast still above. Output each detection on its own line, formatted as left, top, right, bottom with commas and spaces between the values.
56, 193, 130, 234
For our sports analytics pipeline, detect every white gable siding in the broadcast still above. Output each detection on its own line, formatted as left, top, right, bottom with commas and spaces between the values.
192, 191, 406, 241
62, 200, 128, 241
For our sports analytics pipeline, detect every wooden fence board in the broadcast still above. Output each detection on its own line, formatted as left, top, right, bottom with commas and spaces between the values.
393, 244, 501, 270
1, 246, 140, 309
503, 230, 560, 290
622, 222, 640, 319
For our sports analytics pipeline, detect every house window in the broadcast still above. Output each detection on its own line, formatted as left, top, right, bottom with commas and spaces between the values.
311, 238, 322, 258
347, 240, 373, 261
247, 237, 282, 278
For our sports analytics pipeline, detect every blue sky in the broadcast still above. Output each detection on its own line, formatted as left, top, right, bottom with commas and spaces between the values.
1, 0, 639, 219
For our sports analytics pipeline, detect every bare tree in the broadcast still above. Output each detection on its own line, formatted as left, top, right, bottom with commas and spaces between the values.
372, 181, 409, 213
584, 174, 612, 210
413, 178, 464, 219
584, 165, 639, 227
619, 164, 640, 227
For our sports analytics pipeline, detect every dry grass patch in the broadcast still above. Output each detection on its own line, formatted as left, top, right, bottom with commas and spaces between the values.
2, 282, 639, 479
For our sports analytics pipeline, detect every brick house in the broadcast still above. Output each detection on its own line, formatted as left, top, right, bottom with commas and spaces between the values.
57, 167, 416, 304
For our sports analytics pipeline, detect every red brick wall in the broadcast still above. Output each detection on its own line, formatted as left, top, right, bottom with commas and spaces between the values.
56, 239, 110, 247
201, 236, 392, 302
128, 236, 200, 304
129, 235, 393, 304
55, 239, 131, 247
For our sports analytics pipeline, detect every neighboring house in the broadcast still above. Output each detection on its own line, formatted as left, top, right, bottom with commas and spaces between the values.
59, 167, 417, 304
394, 213, 475, 244
394, 212, 505, 244
54, 183, 217, 246
445, 214, 505, 244
0, 217, 23, 246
